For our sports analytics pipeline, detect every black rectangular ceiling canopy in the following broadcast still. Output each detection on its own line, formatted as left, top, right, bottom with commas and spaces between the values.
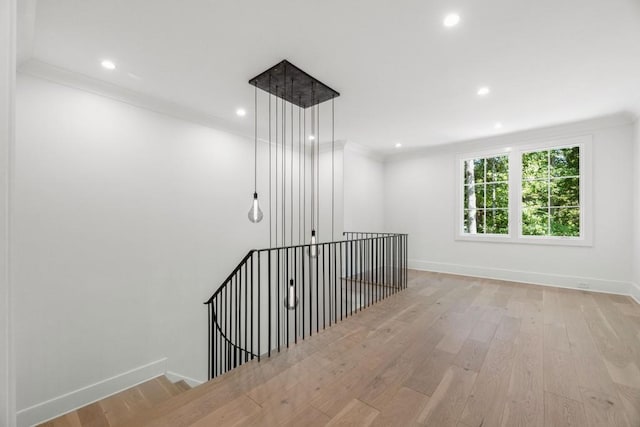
249, 60, 340, 109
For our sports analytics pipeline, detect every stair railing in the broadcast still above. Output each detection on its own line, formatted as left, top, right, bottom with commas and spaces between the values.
204, 232, 408, 380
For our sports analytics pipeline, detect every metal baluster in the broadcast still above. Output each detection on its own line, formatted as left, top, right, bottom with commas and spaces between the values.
244, 261, 248, 362
309, 242, 313, 337
258, 251, 261, 360
363, 241, 372, 307
277, 248, 280, 352
367, 239, 371, 306
204, 233, 408, 379
359, 239, 363, 311
286, 247, 289, 348
323, 243, 327, 329
294, 246, 298, 344
217, 296, 221, 376
226, 285, 229, 371
316, 243, 319, 333
268, 250, 271, 357
208, 302, 211, 380
340, 241, 344, 321
350, 239, 354, 316
236, 272, 239, 367
334, 242, 338, 324
302, 244, 306, 339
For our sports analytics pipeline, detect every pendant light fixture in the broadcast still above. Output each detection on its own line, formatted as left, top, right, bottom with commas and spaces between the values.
308, 91, 318, 258
248, 61, 338, 321
247, 60, 340, 247
284, 279, 298, 310
247, 85, 264, 223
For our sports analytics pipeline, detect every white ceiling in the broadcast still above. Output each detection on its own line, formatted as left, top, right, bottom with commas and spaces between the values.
18, 0, 640, 152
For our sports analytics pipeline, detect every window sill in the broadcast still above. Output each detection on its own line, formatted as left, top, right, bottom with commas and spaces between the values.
455, 234, 592, 247
456, 234, 513, 244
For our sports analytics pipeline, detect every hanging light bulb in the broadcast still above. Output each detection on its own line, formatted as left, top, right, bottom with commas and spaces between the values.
308, 230, 318, 258
247, 84, 263, 224
247, 192, 263, 223
284, 279, 298, 310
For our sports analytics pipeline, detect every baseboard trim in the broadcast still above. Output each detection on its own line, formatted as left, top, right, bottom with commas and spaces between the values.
165, 371, 205, 388
409, 259, 632, 297
630, 282, 640, 305
16, 358, 168, 427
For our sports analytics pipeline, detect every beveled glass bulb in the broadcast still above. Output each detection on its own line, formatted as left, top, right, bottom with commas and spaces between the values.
284, 279, 298, 310
308, 230, 317, 258
247, 193, 263, 223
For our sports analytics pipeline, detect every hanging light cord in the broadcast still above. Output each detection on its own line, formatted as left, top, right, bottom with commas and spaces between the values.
275, 85, 278, 247
268, 80, 272, 247
254, 85, 258, 193
310, 83, 315, 233
284, 73, 288, 274
283, 91, 286, 247
332, 96, 335, 241
303, 107, 306, 242
317, 102, 320, 241
290, 78, 294, 246
298, 99, 302, 245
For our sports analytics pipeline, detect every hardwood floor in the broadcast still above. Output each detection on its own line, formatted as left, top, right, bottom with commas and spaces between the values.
49, 271, 640, 426
40, 376, 192, 426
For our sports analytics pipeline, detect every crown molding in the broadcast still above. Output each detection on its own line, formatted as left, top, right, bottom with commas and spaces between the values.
342, 140, 385, 162
318, 139, 346, 154
18, 59, 256, 143
385, 112, 637, 163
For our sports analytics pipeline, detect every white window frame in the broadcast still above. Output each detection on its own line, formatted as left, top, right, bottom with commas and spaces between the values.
455, 135, 592, 246
456, 148, 514, 243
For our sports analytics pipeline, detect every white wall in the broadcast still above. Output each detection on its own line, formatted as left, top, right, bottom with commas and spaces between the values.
385, 115, 635, 294
633, 119, 640, 301
12, 70, 638, 426
14, 75, 345, 425
343, 144, 385, 233
317, 146, 344, 242
1, 0, 16, 424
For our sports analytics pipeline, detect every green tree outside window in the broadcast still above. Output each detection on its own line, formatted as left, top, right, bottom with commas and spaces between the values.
522, 146, 580, 237
463, 155, 509, 235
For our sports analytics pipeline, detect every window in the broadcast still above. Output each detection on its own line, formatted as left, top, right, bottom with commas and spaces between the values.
521, 146, 580, 237
457, 136, 590, 245
462, 155, 509, 235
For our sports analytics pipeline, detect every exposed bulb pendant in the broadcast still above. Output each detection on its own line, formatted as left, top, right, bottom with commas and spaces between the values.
308, 230, 318, 258
284, 279, 298, 310
247, 84, 263, 223
248, 192, 263, 223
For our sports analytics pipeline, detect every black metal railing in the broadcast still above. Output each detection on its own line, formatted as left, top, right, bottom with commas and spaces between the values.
204, 232, 408, 380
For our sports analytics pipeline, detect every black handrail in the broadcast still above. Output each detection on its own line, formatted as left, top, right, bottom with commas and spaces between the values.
205, 250, 255, 304
204, 232, 408, 380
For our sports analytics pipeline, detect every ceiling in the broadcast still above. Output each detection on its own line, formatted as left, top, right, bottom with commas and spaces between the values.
18, 0, 640, 153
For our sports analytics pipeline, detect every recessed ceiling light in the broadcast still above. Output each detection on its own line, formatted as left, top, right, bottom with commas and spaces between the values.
443, 13, 460, 28
395, 143, 402, 148
477, 86, 490, 96
494, 122, 503, 129
101, 60, 116, 70
236, 108, 246, 117
309, 135, 316, 141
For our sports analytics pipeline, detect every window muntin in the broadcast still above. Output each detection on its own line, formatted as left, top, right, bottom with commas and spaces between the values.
457, 137, 589, 246
521, 146, 580, 237
462, 155, 509, 235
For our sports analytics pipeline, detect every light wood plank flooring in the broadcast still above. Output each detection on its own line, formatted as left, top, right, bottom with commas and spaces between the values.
50, 271, 640, 426
40, 376, 192, 426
